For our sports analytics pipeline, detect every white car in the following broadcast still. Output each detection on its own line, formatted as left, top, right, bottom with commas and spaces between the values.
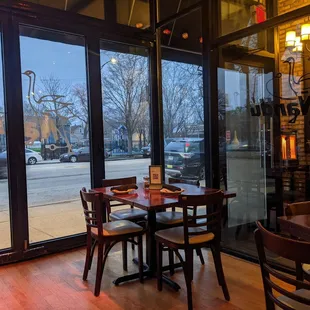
25, 148, 43, 165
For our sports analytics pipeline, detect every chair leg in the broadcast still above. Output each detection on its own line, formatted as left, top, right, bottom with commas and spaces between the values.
296, 262, 304, 290
138, 235, 144, 283
211, 244, 230, 301
168, 249, 175, 275
196, 248, 205, 265
184, 249, 194, 310
83, 233, 92, 281
89, 239, 97, 270
122, 241, 128, 271
156, 241, 163, 291
94, 243, 104, 297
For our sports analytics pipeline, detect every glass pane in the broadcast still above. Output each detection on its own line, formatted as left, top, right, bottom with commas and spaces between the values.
221, 0, 310, 35
0, 33, 11, 249
218, 13, 310, 267
116, 0, 150, 28
20, 26, 89, 243
162, 9, 204, 183
100, 41, 151, 187
24, 0, 105, 20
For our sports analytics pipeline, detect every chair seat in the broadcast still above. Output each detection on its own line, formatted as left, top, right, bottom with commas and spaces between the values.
276, 289, 310, 310
155, 226, 214, 245
91, 220, 143, 237
109, 208, 147, 221
302, 263, 310, 275
155, 211, 183, 225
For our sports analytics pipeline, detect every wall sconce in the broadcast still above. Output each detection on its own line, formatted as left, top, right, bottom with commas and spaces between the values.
285, 31, 296, 47
292, 36, 303, 52
285, 23, 310, 53
301, 24, 310, 41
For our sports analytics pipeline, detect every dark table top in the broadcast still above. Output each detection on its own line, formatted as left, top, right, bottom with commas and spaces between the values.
278, 214, 310, 242
94, 183, 236, 211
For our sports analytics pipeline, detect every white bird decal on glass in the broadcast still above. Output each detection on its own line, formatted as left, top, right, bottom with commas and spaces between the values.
23, 70, 73, 112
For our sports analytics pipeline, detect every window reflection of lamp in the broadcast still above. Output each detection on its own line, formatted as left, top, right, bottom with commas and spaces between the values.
281, 136, 287, 160
289, 136, 297, 159
292, 36, 303, 52
285, 31, 296, 48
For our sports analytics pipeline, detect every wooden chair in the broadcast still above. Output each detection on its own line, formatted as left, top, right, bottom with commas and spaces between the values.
155, 191, 229, 310
102, 176, 147, 223
255, 221, 310, 310
102, 177, 147, 251
80, 188, 144, 296
285, 201, 310, 282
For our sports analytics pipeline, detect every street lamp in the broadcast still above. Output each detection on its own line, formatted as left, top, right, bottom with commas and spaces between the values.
101, 57, 118, 70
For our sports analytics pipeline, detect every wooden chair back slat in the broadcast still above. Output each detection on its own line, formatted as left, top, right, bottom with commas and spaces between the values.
80, 188, 104, 236
255, 221, 310, 309
168, 177, 200, 187
102, 176, 137, 187
179, 191, 224, 245
285, 201, 310, 216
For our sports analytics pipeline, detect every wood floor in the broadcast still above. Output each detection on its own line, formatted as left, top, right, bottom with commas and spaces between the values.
0, 245, 268, 310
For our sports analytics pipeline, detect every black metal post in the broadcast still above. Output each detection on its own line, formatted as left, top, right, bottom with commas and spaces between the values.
2, 15, 29, 252
202, 0, 220, 188
149, 0, 164, 174
86, 35, 105, 188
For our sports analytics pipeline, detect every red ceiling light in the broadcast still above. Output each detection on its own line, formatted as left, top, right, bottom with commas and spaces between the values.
182, 32, 189, 39
136, 23, 144, 29
163, 29, 171, 35
199, 37, 203, 43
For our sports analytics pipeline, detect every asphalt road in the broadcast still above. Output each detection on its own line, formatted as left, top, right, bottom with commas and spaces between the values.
0, 158, 151, 211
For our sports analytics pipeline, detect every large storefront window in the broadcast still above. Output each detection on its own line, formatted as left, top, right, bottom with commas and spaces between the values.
162, 9, 204, 183
100, 42, 151, 183
20, 26, 89, 243
219, 15, 310, 265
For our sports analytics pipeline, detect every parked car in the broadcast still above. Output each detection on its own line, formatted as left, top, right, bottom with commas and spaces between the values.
59, 147, 110, 163
141, 144, 151, 158
165, 138, 205, 180
0, 148, 42, 179
1, 148, 42, 166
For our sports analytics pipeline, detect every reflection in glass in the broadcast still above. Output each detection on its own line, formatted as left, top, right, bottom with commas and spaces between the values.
20, 26, 89, 243
0, 35, 10, 249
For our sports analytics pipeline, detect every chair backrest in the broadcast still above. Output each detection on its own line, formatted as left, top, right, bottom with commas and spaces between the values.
102, 176, 137, 187
254, 221, 310, 310
168, 177, 200, 187
101, 176, 137, 214
285, 201, 310, 216
178, 191, 224, 246
80, 188, 104, 236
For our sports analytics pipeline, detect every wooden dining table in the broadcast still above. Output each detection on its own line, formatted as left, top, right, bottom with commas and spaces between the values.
278, 214, 310, 241
94, 182, 236, 289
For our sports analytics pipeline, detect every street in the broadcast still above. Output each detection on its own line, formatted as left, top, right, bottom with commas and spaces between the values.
0, 158, 151, 211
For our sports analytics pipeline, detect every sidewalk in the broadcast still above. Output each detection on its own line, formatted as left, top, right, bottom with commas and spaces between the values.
0, 200, 129, 248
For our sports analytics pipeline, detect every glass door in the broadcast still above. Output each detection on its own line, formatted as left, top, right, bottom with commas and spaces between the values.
218, 56, 276, 257
19, 25, 90, 243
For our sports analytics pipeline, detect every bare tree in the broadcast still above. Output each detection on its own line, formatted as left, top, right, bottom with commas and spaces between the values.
102, 53, 148, 154
162, 61, 200, 138
69, 83, 89, 139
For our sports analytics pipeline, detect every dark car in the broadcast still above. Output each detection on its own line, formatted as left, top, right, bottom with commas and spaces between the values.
60, 147, 110, 163
165, 138, 205, 180
59, 147, 90, 163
